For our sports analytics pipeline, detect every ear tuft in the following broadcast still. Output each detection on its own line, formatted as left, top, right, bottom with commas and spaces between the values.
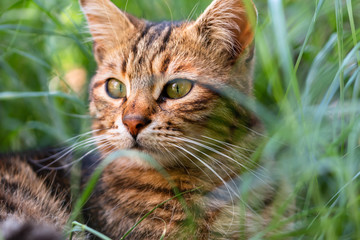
80, 0, 142, 61
189, 0, 257, 58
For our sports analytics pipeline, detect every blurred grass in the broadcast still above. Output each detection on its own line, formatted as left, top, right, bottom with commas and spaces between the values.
0, 0, 360, 239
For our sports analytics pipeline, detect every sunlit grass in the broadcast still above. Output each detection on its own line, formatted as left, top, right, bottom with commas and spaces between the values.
1, 0, 360, 239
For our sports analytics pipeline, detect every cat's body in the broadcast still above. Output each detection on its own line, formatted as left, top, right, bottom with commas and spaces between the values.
0, 152, 71, 240
80, 0, 287, 238
0, 0, 291, 239
84, 157, 280, 239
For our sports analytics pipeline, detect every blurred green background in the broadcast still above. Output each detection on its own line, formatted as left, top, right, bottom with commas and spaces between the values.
1, 0, 360, 238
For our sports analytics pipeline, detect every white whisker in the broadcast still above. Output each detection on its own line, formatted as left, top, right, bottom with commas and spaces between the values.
191, 136, 267, 173
61, 129, 103, 145
183, 143, 239, 178
181, 142, 238, 230
171, 146, 217, 186
34, 135, 111, 169
201, 135, 255, 153
170, 142, 260, 218
38, 141, 112, 171
159, 143, 186, 169
170, 143, 238, 197
173, 136, 266, 184
35, 134, 109, 164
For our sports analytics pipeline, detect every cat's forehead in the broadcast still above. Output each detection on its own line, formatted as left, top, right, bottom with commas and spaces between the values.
122, 21, 182, 77
97, 20, 227, 88
105, 21, 186, 65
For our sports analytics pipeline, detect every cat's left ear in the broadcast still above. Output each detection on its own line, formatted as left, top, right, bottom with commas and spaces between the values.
80, 0, 142, 62
188, 0, 257, 59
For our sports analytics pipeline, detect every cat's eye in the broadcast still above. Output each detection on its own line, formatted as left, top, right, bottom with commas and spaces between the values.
106, 78, 126, 99
164, 79, 193, 99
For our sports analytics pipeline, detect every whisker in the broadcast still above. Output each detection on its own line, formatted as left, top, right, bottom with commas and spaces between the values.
183, 143, 239, 178
181, 142, 238, 229
174, 137, 252, 172
159, 143, 186, 169
86, 143, 116, 169
201, 135, 255, 153
35, 134, 109, 163
170, 143, 238, 197
170, 142, 261, 220
170, 139, 268, 219
37, 141, 113, 171
174, 136, 267, 184
63, 142, 114, 170
241, 124, 268, 138
34, 136, 110, 169
61, 129, 103, 145
191, 136, 266, 172
171, 146, 217, 186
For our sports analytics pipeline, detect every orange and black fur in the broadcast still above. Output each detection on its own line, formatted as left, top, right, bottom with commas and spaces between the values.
0, 152, 73, 239
0, 0, 290, 239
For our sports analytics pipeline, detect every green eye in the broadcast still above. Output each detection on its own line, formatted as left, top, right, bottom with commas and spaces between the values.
165, 79, 193, 99
106, 78, 126, 99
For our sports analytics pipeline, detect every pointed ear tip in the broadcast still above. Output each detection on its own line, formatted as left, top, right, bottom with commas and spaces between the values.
79, 0, 100, 7
79, 0, 88, 8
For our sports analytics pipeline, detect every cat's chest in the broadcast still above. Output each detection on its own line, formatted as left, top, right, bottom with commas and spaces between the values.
100, 161, 203, 209
86, 160, 222, 239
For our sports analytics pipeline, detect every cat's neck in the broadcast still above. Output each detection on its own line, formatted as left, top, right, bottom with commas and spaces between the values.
102, 156, 244, 193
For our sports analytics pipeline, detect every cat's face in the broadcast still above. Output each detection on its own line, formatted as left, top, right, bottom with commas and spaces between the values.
81, 0, 257, 167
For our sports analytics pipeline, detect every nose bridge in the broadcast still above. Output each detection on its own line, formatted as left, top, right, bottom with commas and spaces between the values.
122, 90, 154, 138
123, 91, 153, 117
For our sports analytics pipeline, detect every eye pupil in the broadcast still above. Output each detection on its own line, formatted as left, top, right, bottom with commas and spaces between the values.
106, 78, 127, 99
165, 79, 192, 99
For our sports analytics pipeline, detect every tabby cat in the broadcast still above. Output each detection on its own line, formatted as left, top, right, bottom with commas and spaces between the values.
0, 0, 290, 239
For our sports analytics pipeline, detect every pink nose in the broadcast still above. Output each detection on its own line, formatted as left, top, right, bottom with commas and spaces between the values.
122, 115, 150, 138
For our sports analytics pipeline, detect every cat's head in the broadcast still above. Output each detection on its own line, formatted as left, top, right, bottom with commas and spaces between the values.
80, 0, 258, 167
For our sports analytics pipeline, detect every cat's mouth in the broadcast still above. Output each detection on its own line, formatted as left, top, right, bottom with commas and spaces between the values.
130, 141, 157, 155
131, 142, 143, 150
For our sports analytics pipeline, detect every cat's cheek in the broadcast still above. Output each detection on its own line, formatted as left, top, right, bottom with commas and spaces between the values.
112, 118, 136, 146
135, 127, 155, 146
89, 101, 97, 117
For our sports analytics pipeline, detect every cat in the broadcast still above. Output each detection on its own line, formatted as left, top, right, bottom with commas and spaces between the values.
80, 0, 290, 239
0, 0, 290, 239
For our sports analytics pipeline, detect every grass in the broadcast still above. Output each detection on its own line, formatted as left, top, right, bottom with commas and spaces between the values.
0, 0, 360, 239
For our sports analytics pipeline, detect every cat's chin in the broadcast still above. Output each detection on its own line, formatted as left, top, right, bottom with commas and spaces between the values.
111, 151, 175, 169
125, 145, 177, 168
130, 142, 143, 150
102, 138, 179, 168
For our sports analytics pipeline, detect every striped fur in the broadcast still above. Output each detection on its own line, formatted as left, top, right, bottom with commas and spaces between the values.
81, 0, 292, 239
0, 0, 288, 239
0, 153, 77, 239
85, 0, 258, 166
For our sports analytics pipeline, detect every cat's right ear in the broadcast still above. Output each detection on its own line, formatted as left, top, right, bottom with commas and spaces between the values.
80, 0, 142, 62
187, 0, 257, 60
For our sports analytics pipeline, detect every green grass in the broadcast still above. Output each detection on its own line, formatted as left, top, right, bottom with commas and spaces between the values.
1, 0, 360, 239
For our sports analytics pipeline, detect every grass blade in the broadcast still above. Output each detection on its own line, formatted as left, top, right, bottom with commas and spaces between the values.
119, 187, 200, 240
294, 0, 325, 73
70, 221, 111, 240
0, 91, 83, 104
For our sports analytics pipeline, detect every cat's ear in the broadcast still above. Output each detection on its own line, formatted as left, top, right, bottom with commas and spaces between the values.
188, 0, 257, 59
80, 0, 142, 62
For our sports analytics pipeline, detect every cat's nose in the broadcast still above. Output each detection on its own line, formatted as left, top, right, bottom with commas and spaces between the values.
122, 115, 151, 138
